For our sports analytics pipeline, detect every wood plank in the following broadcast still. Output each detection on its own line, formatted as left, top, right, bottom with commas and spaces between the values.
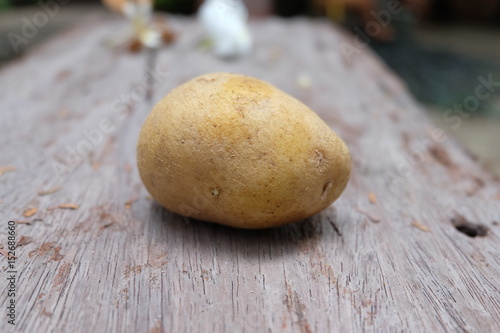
0, 13, 499, 333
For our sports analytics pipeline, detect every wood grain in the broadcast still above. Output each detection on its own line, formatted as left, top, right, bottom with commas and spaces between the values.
1, 13, 499, 333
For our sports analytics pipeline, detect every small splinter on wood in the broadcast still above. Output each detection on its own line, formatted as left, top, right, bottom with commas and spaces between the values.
23, 207, 38, 217
0, 166, 16, 176
125, 195, 139, 209
58, 204, 80, 210
14, 221, 33, 225
47, 204, 80, 210
412, 221, 430, 232
355, 207, 380, 223
38, 186, 61, 196
0, 249, 11, 258
368, 192, 377, 204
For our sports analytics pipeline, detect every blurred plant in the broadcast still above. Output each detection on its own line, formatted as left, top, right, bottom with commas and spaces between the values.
0, 0, 11, 9
372, 37, 500, 116
102, 0, 175, 52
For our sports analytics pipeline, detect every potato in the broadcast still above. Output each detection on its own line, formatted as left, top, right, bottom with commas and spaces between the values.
137, 73, 351, 229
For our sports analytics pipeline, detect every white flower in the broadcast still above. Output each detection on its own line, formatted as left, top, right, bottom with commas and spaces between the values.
198, 0, 253, 58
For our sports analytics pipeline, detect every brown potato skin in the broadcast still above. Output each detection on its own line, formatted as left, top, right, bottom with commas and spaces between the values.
137, 73, 351, 229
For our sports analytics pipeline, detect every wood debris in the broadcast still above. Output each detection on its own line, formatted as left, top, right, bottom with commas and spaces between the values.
0, 166, 16, 176
41, 308, 53, 317
355, 207, 380, 223
0, 249, 10, 258
368, 192, 377, 204
125, 196, 139, 209
161, 29, 175, 44
23, 207, 38, 217
128, 39, 142, 53
100, 222, 115, 229
55, 69, 71, 81
48, 204, 80, 210
14, 220, 32, 225
429, 145, 454, 169
411, 221, 430, 232
38, 186, 61, 196
0, 248, 16, 259
17, 236, 34, 247
466, 176, 485, 196
50, 246, 65, 261
58, 107, 70, 117
145, 195, 154, 201
58, 204, 80, 210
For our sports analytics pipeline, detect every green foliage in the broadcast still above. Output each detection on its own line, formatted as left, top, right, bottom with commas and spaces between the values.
0, 0, 11, 10
372, 35, 500, 116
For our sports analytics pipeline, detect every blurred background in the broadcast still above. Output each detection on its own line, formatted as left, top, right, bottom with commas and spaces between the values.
1, 0, 499, 175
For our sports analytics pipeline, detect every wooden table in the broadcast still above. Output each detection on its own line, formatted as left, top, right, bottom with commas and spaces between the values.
1, 13, 499, 333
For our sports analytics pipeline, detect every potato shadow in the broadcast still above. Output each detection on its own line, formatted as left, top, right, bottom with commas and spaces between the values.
148, 202, 343, 262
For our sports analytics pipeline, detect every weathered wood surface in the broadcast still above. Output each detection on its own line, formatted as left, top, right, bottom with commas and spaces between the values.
1, 13, 499, 333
